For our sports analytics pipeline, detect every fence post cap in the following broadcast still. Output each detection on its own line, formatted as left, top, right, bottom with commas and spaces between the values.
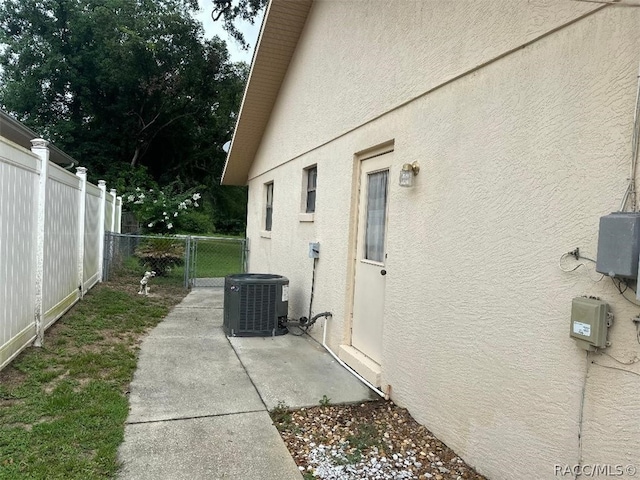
30, 138, 49, 148
76, 166, 87, 174
98, 180, 106, 187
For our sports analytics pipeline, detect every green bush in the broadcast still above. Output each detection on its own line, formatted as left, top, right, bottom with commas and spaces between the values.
134, 238, 185, 276
175, 209, 213, 234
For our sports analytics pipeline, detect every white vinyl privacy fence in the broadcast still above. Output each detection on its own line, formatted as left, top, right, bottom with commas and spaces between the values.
0, 137, 121, 371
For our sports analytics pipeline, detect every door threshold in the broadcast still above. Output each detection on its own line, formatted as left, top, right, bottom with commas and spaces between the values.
338, 345, 381, 387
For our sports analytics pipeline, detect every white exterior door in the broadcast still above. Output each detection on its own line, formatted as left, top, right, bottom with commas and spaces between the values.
351, 152, 391, 365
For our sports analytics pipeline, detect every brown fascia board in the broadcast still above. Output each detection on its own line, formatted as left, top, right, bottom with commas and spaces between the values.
221, 0, 313, 186
0, 110, 78, 168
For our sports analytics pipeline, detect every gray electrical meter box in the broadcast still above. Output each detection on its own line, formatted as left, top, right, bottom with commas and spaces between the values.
309, 242, 320, 258
570, 297, 609, 351
596, 212, 640, 278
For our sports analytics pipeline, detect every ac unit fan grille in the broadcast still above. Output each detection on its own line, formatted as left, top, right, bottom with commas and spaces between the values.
239, 283, 277, 331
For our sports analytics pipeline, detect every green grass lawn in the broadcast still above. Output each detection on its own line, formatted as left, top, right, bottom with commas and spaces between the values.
0, 271, 188, 479
191, 239, 244, 278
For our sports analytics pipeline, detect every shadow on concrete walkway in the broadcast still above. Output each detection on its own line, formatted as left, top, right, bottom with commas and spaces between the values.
117, 288, 375, 480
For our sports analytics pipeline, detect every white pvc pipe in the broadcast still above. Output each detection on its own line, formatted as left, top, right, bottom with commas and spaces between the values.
322, 316, 385, 398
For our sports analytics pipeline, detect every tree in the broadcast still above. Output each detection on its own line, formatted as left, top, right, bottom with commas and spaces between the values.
0, 0, 246, 186
208, 0, 267, 48
0, 0, 252, 232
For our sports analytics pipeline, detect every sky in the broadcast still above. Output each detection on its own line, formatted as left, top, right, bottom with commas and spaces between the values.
193, 1, 265, 64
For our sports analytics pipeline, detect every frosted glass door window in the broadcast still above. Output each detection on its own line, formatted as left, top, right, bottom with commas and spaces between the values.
364, 170, 388, 262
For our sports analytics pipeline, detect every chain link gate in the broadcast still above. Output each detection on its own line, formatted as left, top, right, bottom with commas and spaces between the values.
187, 236, 247, 287
103, 233, 247, 288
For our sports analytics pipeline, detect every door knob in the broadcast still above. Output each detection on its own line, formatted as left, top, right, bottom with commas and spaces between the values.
380, 269, 387, 276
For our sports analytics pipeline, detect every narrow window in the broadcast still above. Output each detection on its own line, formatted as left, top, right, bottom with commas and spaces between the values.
305, 166, 317, 213
364, 170, 388, 262
265, 182, 273, 231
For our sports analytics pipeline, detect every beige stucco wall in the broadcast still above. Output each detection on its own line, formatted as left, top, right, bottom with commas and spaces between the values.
243, 2, 640, 479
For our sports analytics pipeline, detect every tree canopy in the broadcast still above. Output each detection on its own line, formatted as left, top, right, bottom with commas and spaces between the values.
0, 0, 263, 233
209, 0, 266, 48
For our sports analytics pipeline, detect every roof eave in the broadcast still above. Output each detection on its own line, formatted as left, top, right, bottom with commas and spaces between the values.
0, 110, 78, 168
221, 0, 313, 186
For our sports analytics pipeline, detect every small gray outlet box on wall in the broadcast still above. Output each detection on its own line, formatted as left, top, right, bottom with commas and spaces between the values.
309, 242, 320, 258
570, 297, 609, 351
596, 212, 640, 278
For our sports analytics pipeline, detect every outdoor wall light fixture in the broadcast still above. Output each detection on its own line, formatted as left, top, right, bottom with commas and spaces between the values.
399, 161, 420, 187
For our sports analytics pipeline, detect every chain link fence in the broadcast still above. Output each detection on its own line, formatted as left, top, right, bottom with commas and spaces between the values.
103, 233, 247, 288
187, 235, 247, 287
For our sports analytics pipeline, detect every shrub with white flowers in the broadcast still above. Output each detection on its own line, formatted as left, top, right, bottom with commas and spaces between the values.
124, 185, 203, 234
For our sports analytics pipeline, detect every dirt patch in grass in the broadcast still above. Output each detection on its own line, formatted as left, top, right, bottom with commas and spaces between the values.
0, 398, 23, 408
0, 363, 28, 392
43, 370, 70, 394
272, 400, 488, 480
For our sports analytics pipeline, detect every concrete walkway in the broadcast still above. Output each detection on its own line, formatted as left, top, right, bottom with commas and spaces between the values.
117, 288, 375, 480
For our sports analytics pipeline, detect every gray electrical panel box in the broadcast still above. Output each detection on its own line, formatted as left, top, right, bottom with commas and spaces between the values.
309, 242, 320, 258
570, 297, 609, 351
596, 212, 640, 278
